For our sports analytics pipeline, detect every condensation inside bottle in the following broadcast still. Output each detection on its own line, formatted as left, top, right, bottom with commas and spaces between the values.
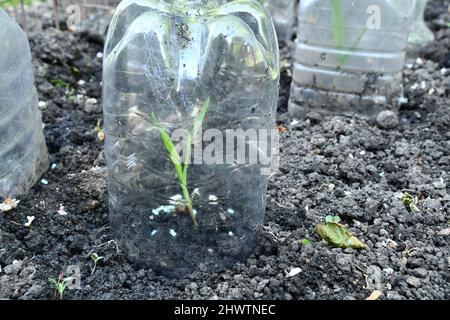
103, 0, 279, 277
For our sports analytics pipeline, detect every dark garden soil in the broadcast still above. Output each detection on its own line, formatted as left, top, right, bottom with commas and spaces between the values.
0, 1, 449, 300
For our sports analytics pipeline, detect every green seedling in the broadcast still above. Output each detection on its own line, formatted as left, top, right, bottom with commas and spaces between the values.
151, 97, 211, 226
50, 79, 72, 89
71, 66, 80, 77
325, 215, 341, 224
48, 273, 68, 299
90, 253, 104, 275
402, 192, 421, 213
300, 239, 312, 246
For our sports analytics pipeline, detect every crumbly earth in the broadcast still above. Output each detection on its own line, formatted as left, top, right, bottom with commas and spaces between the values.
0, 1, 449, 300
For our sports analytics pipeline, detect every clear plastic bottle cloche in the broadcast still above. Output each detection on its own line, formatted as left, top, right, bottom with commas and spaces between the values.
262, 0, 297, 44
103, 0, 279, 278
0, 9, 49, 197
408, 0, 434, 56
218, 0, 297, 44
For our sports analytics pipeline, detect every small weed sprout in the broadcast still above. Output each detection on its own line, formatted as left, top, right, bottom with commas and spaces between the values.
300, 239, 312, 246
49, 78, 71, 89
325, 215, 341, 224
95, 119, 105, 141
90, 253, 104, 275
48, 273, 68, 299
150, 97, 211, 226
402, 192, 421, 213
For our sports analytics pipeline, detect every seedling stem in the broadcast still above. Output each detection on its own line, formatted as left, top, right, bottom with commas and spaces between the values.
151, 97, 211, 226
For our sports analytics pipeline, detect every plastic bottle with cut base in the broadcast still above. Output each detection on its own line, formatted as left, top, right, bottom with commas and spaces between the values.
289, 0, 417, 119
58, 0, 120, 35
0, 9, 49, 197
103, 0, 279, 278
218, 0, 297, 44
408, 0, 434, 56
262, 0, 297, 44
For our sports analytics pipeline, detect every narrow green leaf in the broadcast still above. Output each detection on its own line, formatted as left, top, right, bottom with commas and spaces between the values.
332, 0, 345, 50
192, 97, 211, 136
332, 0, 367, 65
151, 113, 183, 179
183, 97, 211, 179
182, 134, 193, 180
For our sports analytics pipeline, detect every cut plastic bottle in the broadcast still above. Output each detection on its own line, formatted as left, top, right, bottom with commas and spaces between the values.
408, 0, 434, 56
103, 0, 279, 278
0, 9, 49, 197
261, 0, 297, 44
219, 0, 296, 43
289, 0, 417, 119
58, 0, 119, 35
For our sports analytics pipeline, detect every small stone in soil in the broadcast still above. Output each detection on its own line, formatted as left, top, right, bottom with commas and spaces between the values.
169, 229, 177, 237
406, 276, 421, 288
376, 110, 399, 129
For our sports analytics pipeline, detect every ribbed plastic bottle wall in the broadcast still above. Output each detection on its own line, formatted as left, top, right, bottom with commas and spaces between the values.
103, 0, 279, 278
0, 9, 49, 197
289, 0, 417, 119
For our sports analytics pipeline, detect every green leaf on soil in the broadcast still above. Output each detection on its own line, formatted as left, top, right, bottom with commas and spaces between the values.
315, 222, 367, 249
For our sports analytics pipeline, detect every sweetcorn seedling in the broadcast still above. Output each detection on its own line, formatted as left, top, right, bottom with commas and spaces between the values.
151, 97, 211, 226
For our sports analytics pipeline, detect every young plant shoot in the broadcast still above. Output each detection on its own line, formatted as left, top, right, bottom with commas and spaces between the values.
150, 97, 211, 226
